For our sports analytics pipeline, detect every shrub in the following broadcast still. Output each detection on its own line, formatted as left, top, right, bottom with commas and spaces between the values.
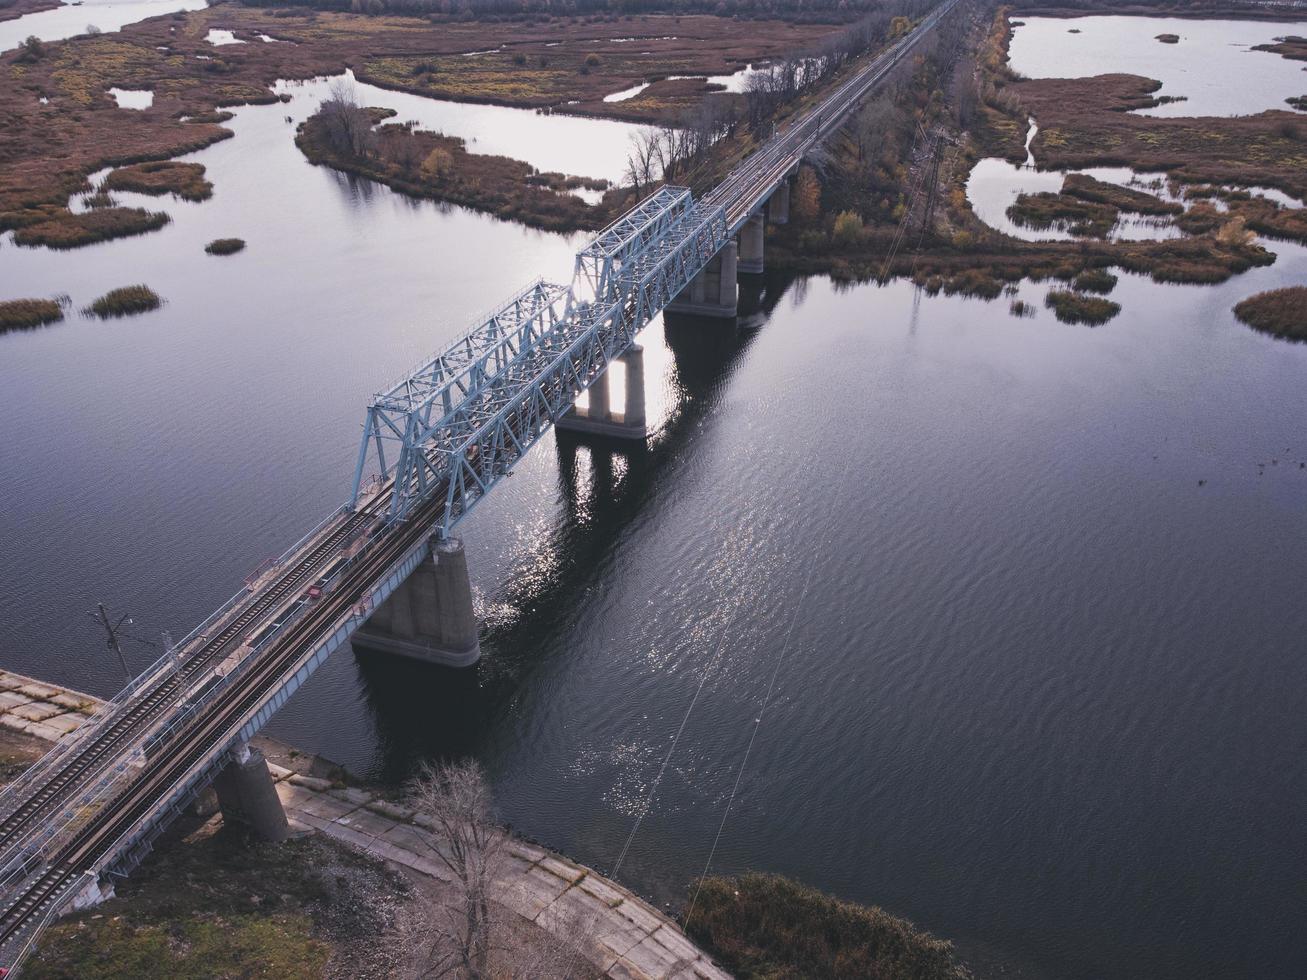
18, 35, 44, 62
511, 52, 526, 66
832, 209, 863, 243
205, 237, 245, 255
1233, 286, 1307, 341
0, 299, 63, 332
1045, 289, 1121, 325
584, 52, 601, 67
85, 285, 162, 319
951, 230, 974, 250
684, 874, 968, 980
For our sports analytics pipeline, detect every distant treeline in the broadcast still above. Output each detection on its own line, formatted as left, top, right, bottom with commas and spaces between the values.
238, 0, 904, 24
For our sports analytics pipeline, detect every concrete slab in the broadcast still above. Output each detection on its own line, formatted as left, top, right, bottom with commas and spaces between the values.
17, 683, 58, 701
22, 721, 63, 742
275, 782, 320, 810
294, 792, 359, 822
43, 713, 88, 735
0, 692, 33, 710
287, 773, 333, 792
50, 693, 94, 713
12, 703, 60, 723
266, 763, 294, 781
620, 932, 692, 979
328, 786, 373, 808
334, 807, 397, 839
538, 855, 586, 886
365, 799, 414, 822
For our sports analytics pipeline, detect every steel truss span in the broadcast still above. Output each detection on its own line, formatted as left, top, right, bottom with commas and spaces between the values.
0, 1, 957, 970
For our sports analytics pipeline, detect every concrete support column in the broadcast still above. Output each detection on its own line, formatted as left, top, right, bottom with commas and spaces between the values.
666, 241, 738, 319
212, 742, 290, 842
556, 345, 647, 440
738, 214, 765, 275
352, 537, 481, 667
768, 179, 790, 225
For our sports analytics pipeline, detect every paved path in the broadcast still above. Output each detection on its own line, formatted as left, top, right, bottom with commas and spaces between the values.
0, 669, 730, 980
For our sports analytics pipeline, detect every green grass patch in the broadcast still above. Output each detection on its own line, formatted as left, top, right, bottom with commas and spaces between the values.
0, 298, 64, 332
205, 237, 245, 255
1045, 289, 1121, 325
13, 207, 170, 249
85, 284, 161, 318
1233, 286, 1307, 341
103, 161, 213, 202
683, 873, 970, 980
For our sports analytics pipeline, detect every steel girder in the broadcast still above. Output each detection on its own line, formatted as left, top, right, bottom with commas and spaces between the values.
348, 186, 729, 534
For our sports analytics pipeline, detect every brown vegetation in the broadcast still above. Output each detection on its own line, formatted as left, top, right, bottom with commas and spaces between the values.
1061, 173, 1181, 216
1155, 33, 1179, 43
205, 237, 245, 255
11, 207, 170, 249
85, 284, 162, 318
685, 873, 970, 980
1007, 191, 1118, 237
103, 161, 213, 201
1233, 286, 1307, 341
1045, 289, 1120, 325
1252, 35, 1307, 62
0, 298, 63, 332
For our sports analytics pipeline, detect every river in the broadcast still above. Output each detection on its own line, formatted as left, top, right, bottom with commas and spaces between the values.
1, 13, 1306, 980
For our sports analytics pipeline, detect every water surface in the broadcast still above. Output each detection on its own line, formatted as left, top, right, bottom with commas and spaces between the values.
1009, 16, 1307, 117
0, 0, 205, 52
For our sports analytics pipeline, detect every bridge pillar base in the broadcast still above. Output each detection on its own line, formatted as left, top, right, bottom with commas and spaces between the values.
213, 743, 290, 842
352, 537, 481, 668
556, 345, 647, 440
768, 179, 790, 225
738, 214, 764, 275
666, 241, 737, 319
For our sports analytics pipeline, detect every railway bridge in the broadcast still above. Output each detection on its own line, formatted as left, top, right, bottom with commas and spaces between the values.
0, 1, 956, 968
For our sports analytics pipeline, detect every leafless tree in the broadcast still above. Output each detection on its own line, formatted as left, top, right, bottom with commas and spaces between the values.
319, 76, 375, 158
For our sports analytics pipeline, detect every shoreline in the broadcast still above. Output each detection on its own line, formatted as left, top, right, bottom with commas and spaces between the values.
0, 668, 729, 979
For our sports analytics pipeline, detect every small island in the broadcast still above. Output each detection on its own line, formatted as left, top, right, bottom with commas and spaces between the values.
85, 285, 162, 318
1045, 289, 1121, 325
205, 237, 246, 255
0, 298, 64, 332
1155, 33, 1180, 44
1233, 286, 1307, 341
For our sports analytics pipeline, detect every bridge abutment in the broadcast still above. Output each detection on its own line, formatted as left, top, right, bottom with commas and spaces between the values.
352, 536, 481, 668
666, 240, 738, 318
213, 742, 290, 842
556, 344, 647, 440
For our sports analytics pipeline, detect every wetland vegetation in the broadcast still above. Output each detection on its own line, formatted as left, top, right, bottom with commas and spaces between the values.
85, 284, 162, 318
1233, 286, 1307, 341
0, 297, 63, 331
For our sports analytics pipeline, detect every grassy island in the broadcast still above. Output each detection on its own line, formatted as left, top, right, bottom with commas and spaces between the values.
1045, 289, 1121, 325
684, 873, 970, 980
103, 161, 213, 202
1233, 286, 1307, 341
11, 207, 170, 249
205, 237, 246, 255
0, 299, 64, 332
1007, 191, 1118, 238
86, 285, 162, 318
1074, 267, 1119, 293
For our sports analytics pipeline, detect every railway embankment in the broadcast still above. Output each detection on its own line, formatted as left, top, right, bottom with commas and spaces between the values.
0, 669, 729, 979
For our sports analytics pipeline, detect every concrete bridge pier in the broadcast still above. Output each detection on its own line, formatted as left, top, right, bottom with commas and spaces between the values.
352, 537, 481, 667
738, 214, 765, 275
768, 179, 790, 225
213, 742, 290, 842
665, 241, 738, 318
556, 345, 647, 439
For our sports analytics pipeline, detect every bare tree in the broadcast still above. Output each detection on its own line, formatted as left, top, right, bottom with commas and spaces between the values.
319, 76, 375, 158
395, 759, 594, 979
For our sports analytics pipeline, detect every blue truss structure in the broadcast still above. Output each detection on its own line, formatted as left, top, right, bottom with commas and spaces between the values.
350, 186, 728, 534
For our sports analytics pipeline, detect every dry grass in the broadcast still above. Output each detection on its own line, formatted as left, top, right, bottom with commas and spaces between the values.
0, 298, 63, 332
103, 161, 213, 201
204, 237, 245, 255
684, 873, 970, 980
1045, 289, 1121, 325
85, 284, 162, 318
12, 207, 170, 249
1233, 286, 1307, 341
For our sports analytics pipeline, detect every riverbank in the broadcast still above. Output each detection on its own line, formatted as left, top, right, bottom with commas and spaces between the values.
0, 670, 729, 978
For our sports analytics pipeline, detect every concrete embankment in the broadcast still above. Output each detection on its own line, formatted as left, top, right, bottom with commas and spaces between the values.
0, 669, 728, 980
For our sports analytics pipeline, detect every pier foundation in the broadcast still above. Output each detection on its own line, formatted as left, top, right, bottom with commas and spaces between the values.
213, 742, 290, 842
665, 241, 738, 318
352, 537, 481, 668
556, 344, 647, 440
738, 214, 765, 275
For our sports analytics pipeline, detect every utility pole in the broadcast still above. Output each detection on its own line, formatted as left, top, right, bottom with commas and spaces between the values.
89, 603, 157, 685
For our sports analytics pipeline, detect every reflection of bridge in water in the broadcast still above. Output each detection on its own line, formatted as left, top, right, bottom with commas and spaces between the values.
0, 2, 956, 967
